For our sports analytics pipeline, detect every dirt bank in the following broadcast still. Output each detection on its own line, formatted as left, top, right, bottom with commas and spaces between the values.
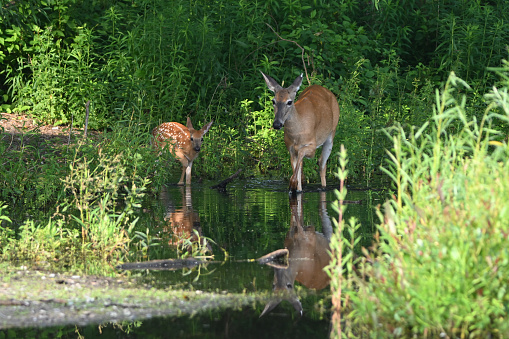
0, 265, 260, 329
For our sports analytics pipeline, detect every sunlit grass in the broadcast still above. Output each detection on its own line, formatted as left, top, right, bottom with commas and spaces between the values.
328, 71, 509, 338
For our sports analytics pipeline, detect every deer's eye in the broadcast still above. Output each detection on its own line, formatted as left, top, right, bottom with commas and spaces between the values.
286, 283, 293, 289
286, 100, 293, 106
272, 99, 276, 105
190, 137, 194, 141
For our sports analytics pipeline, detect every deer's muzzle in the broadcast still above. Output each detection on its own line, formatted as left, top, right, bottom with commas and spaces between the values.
273, 120, 283, 129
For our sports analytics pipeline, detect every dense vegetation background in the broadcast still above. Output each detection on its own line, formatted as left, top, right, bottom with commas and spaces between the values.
1, 0, 509, 186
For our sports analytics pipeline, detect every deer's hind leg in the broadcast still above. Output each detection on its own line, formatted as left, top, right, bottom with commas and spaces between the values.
318, 133, 334, 187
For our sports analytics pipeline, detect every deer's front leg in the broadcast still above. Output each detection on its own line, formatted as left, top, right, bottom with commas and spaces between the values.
185, 161, 193, 185
178, 166, 186, 186
288, 148, 301, 192
289, 160, 304, 192
289, 144, 316, 192
289, 151, 306, 192
178, 158, 190, 186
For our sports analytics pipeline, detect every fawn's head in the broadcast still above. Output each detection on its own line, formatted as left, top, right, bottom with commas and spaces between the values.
185, 117, 214, 152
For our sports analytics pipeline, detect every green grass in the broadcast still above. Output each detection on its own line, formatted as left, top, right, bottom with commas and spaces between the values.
328, 71, 509, 337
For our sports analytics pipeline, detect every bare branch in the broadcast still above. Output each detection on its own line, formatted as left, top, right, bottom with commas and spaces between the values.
265, 23, 310, 85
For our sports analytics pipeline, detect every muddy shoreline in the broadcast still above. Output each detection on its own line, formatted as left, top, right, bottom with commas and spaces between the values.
0, 265, 260, 329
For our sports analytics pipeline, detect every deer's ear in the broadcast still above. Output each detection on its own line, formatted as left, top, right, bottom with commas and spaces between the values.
289, 73, 303, 93
186, 117, 194, 130
261, 71, 282, 93
259, 298, 282, 318
290, 296, 303, 316
201, 121, 213, 135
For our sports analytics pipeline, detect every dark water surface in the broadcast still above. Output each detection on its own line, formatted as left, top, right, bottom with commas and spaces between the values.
6, 180, 383, 338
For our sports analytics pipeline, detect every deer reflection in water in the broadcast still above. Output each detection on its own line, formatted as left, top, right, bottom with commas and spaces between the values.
159, 186, 212, 256
259, 192, 332, 317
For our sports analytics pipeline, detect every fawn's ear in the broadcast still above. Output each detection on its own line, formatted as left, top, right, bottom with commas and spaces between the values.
201, 121, 213, 135
186, 117, 194, 130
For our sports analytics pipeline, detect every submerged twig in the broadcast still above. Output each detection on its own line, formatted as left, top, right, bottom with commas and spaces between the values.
257, 248, 289, 268
210, 169, 242, 191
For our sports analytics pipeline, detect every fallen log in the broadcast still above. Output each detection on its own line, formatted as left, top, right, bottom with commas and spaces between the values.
117, 257, 204, 271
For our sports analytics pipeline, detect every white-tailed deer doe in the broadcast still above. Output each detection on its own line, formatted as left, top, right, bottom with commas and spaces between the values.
261, 72, 340, 192
152, 117, 213, 185
259, 193, 332, 316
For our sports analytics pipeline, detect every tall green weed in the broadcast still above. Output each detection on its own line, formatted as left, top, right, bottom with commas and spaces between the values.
0, 130, 68, 206
333, 72, 509, 337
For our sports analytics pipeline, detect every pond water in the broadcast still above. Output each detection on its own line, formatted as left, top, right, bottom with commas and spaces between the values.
6, 179, 384, 338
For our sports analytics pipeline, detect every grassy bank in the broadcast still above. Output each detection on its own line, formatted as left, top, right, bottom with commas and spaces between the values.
0, 126, 157, 275
327, 70, 509, 337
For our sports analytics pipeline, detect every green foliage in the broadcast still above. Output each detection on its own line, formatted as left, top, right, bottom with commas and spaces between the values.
0, 131, 69, 206
1, 0, 507, 185
0, 201, 10, 223
325, 145, 363, 338
0, 218, 80, 264
132, 227, 161, 259
176, 229, 216, 260
0, 123, 155, 274
2, 0, 509, 185
434, 2, 509, 88
0, 201, 13, 251
246, 94, 290, 177
61, 146, 148, 261
335, 71, 509, 337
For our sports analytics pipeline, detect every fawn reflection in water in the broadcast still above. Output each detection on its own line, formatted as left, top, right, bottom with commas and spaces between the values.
159, 186, 212, 256
259, 192, 332, 317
